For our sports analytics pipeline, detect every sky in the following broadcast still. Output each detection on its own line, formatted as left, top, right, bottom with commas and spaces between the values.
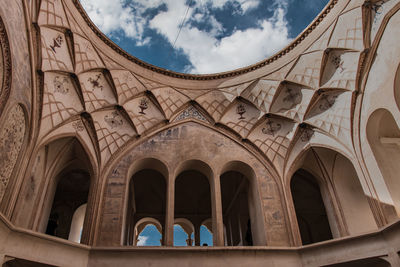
137, 224, 212, 247
80, 0, 330, 74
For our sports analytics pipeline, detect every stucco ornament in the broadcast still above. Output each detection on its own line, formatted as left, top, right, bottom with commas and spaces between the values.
0, 105, 25, 201
0, 15, 11, 117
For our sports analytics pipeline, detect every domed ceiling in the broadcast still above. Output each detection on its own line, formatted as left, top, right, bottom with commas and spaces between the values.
36, 0, 393, 177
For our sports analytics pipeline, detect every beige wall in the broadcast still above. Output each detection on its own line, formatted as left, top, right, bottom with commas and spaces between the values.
0, 0, 400, 265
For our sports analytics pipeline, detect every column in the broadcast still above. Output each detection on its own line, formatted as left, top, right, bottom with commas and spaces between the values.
211, 174, 224, 246
195, 223, 201, 246
164, 174, 175, 246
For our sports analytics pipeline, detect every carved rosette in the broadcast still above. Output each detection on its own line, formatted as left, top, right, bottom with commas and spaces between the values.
0, 15, 11, 117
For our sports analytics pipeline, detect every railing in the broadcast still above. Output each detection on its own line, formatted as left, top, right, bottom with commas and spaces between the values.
0, 213, 399, 267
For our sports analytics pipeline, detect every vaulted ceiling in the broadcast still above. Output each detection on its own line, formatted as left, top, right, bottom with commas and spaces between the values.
35, 0, 393, 174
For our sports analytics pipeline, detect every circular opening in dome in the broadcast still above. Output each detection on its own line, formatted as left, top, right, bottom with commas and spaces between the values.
80, 0, 330, 75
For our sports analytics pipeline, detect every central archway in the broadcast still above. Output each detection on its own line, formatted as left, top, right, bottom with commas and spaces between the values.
174, 169, 212, 246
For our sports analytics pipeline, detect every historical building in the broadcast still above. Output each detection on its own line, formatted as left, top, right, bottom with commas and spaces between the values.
0, 0, 400, 266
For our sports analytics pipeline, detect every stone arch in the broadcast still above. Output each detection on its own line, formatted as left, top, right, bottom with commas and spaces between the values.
174, 159, 214, 245
199, 218, 213, 246
133, 217, 163, 246
290, 169, 333, 245
174, 218, 195, 236
125, 160, 167, 245
29, 136, 95, 245
219, 161, 266, 246
367, 108, 400, 217
287, 146, 377, 245
98, 121, 288, 247
126, 157, 169, 185
174, 159, 214, 181
174, 218, 195, 246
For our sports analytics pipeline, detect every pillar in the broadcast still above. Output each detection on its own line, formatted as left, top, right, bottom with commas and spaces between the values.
195, 223, 201, 246
211, 174, 224, 246
164, 174, 175, 246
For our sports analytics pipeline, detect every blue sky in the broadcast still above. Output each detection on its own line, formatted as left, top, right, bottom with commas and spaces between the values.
137, 224, 212, 246
81, 0, 329, 74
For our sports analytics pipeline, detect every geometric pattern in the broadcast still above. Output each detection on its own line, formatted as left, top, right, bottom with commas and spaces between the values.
286, 51, 323, 89
151, 87, 190, 119
219, 82, 253, 101
248, 117, 297, 173
137, 75, 165, 90
306, 23, 335, 53
220, 100, 261, 138
41, 72, 83, 130
329, 8, 364, 51
92, 109, 136, 164
64, 5, 86, 37
123, 96, 165, 135
33, 0, 396, 171
174, 88, 211, 100
111, 70, 146, 105
41, 27, 74, 72
74, 34, 105, 74
196, 90, 231, 122
241, 80, 280, 113
270, 83, 314, 122
264, 61, 296, 81
78, 71, 117, 112
320, 50, 359, 90
38, 0, 70, 28
173, 105, 209, 123
305, 91, 353, 147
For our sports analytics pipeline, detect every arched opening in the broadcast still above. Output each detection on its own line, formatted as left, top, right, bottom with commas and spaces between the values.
290, 147, 377, 245
135, 221, 162, 246
367, 109, 400, 217
291, 169, 333, 245
174, 170, 212, 246
220, 171, 252, 246
126, 169, 166, 246
220, 161, 266, 246
174, 218, 194, 246
45, 170, 90, 240
200, 220, 213, 246
173, 225, 191, 246
42, 137, 93, 244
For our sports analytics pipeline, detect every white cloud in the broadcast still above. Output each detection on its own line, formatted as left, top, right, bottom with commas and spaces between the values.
137, 235, 149, 246
80, 0, 149, 44
150, 3, 290, 73
81, 0, 291, 73
202, 0, 261, 12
